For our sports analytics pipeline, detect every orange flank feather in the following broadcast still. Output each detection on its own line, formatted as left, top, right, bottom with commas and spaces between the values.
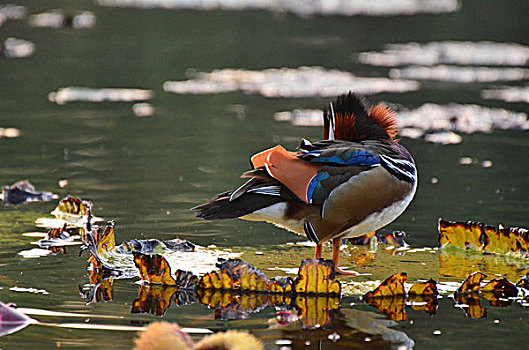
369, 103, 399, 140
250, 145, 320, 204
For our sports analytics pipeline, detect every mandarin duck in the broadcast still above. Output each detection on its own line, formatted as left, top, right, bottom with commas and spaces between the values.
193, 92, 417, 275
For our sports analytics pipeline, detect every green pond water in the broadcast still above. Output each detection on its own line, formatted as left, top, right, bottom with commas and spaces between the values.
1, 0, 529, 348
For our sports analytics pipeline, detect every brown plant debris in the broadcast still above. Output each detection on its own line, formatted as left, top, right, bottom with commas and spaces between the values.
439, 219, 529, 257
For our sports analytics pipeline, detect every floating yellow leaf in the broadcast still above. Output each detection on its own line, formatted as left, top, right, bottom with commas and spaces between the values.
133, 253, 177, 286
198, 259, 270, 292
52, 195, 92, 217
47, 224, 68, 239
482, 277, 518, 296
268, 276, 293, 294
481, 277, 518, 306
516, 274, 529, 290
482, 226, 529, 256
96, 221, 116, 257
439, 219, 529, 258
364, 273, 407, 298
455, 272, 486, 294
408, 279, 438, 296
293, 259, 341, 295
438, 219, 483, 250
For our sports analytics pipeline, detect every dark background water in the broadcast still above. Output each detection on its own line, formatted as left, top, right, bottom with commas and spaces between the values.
1, 0, 529, 348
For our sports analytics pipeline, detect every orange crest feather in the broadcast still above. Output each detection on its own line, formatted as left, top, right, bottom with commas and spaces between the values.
369, 103, 399, 140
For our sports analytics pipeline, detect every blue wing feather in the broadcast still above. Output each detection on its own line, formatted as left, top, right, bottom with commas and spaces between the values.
304, 149, 380, 167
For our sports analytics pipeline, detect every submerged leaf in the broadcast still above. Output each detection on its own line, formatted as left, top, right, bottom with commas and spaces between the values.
293, 259, 341, 295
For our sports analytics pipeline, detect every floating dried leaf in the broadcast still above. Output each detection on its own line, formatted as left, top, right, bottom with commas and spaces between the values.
133, 253, 177, 286
28, 9, 95, 29
482, 85, 529, 104
439, 219, 529, 258
268, 276, 293, 294
390, 65, 529, 83
516, 273, 529, 290
199, 259, 270, 292
481, 277, 518, 306
1, 180, 55, 206
293, 259, 341, 295
347, 231, 376, 246
455, 272, 486, 295
364, 273, 407, 298
114, 238, 195, 255
408, 279, 438, 296
48, 86, 154, 105
359, 41, 529, 67
439, 220, 483, 250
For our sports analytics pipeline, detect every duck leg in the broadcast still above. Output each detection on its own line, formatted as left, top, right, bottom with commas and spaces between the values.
314, 241, 323, 259
332, 238, 357, 276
